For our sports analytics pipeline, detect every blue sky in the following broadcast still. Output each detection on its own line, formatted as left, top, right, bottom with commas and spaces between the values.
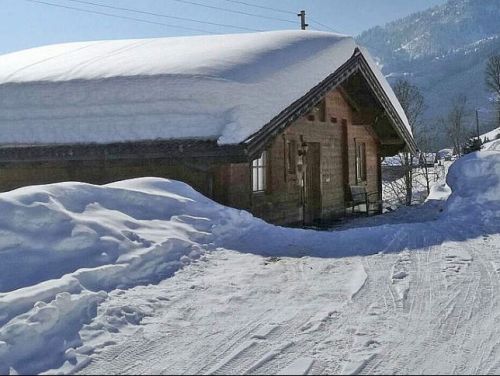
1, 0, 447, 55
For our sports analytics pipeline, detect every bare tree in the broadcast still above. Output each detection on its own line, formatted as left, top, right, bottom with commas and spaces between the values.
393, 79, 425, 135
485, 55, 500, 126
416, 125, 436, 196
393, 79, 425, 206
444, 94, 469, 156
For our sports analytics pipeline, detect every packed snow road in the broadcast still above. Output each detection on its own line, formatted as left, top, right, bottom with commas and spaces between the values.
0, 151, 499, 375
77, 223, 500, 375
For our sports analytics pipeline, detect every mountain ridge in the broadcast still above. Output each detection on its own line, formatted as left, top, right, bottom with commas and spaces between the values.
357, 0, 500, 147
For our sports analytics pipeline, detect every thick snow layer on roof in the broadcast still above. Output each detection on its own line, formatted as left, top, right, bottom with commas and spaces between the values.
0, 31, 409, 145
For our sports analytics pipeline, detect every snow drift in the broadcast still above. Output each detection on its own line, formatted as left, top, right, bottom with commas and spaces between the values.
0, 150, 498, 374
0, 178, 259, 374
445, 151, 500, 224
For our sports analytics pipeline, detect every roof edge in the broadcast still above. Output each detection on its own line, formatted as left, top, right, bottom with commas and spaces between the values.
243, 48, 417, 157
244, 49, 362, 158
0, 139, 247, 164
356, 52, 418, 154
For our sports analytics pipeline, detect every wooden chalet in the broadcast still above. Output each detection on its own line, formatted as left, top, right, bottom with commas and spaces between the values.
0, 31, 416, 226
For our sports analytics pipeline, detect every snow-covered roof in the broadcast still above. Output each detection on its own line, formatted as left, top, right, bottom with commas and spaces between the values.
0, 30, 411, 146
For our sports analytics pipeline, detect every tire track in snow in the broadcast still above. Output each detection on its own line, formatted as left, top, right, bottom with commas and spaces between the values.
453, 242, 498, 374
398, 229, 465, 374
185, 258, 358, 375
248, 259, 369, 375
341, 251, 404, 375
362, 226, 443, 375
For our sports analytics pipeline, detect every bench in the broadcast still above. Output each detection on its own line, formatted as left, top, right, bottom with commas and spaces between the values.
346, 185, 381, 215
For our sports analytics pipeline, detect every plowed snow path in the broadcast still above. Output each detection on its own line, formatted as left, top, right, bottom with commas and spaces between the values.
78, 229, 500, 375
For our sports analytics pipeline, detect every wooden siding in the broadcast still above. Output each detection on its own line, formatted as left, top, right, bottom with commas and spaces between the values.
0, 158, 214, 197
222, 88, 381, 226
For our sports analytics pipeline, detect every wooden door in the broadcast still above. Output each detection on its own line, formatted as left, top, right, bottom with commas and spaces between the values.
304, 142, 321, 224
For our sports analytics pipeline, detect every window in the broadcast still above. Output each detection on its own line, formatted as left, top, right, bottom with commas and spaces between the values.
355, 141, 367, 183
252, 151, 267, 192
287, 140, 297, 174
330, 116, 338, 123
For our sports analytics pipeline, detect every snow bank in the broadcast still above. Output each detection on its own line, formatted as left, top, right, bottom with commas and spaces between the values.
0, 178, 258, 374
0, 30, 410, 145
445, 151, 500, 223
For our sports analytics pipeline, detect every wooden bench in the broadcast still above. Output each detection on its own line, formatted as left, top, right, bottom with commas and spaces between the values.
346, 185, 381, 215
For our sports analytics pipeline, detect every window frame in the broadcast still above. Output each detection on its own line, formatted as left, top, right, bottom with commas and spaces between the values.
286, 140, 297, 175
252, 151, 267, 193
355, 141, 367, 184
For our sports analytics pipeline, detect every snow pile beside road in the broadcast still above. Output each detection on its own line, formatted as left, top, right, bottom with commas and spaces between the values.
445, 151, 500, 223
0, 178, 258, 374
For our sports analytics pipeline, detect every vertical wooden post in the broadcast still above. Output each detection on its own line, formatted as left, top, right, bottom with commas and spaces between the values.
341, 119, 349, 202
377, 148, 383, 214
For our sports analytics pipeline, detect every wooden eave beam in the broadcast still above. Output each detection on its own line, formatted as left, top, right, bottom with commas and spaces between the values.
0, 140, 247, 164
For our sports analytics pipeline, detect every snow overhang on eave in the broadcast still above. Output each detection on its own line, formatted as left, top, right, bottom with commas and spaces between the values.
243, 50, 361, 159
356, 54, 418, 155
243, 49, 418, 159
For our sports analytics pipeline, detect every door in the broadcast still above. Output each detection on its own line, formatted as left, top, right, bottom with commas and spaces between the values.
304, 142, 321, 224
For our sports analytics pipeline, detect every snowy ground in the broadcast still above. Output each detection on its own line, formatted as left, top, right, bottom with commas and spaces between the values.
0, 151, 499, 375
79, 232, 500, 375
484, 136, 500, 152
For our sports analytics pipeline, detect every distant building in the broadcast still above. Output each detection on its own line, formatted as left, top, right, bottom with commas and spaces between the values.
437, 149, 454, 161
419, 152, 437, 167
0, 31, 416, 226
